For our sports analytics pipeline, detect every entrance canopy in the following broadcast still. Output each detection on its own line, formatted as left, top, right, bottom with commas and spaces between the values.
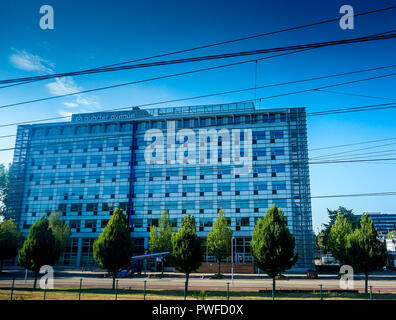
131, 252, 170, 261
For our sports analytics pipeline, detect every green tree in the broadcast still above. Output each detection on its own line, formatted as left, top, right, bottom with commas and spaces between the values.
328, 212, 353, 264
0, 219, 24, 272
346, 214, 387, 294
18, 217, 60, 289
93, 209, 133, 289
206, 209, 233, 276
386, 230, 396, 239
49, 211, 71, 257
0, 164, 10, 218
316, 232, 325, 252
149, 210, 173, 276
321, 207, 359, 251
149, 210, 172, 253
171, 214, 204, 297
251, 205, 298, 296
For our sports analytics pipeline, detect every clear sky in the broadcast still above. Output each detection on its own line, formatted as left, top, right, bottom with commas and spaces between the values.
0, 0, 395, 232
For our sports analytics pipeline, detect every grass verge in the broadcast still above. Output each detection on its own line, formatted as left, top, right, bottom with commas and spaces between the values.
1, 287, 396, 300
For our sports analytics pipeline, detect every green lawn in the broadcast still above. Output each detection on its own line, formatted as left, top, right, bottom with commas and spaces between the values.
1, 287, 396, 300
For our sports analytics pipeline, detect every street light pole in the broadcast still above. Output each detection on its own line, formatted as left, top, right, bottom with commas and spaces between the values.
231, 236, 235, 285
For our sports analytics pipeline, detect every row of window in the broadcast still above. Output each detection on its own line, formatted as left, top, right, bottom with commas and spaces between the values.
134, 216, 254, 229
31, 138, 131, 153
27, 180, 287, 194
23, 215, 281, 231
137, 181, 286, 194
30, 143, 286, 163
28, 164, 286, 181
28, 148, 287, 173
31, 115, 288, 138
24, 198, 288, 215
26, 183, 287, 202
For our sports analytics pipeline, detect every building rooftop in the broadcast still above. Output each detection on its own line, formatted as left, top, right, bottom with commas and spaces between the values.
361, 212, 396, 217
23, 102, 304, 128
71, 102, 257, 123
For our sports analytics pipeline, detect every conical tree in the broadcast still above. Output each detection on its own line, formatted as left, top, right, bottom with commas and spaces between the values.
251, 205, 298, 297
149, 210, 173, 276
93, 208, 134, 289
49, 211, 71, 258
346, 214, 387, 294
18, 216, 60, 289
328, 212, 353, 265
206, 209, 233, 276
322, 206, 359, 252
0, 219, 24, 272
171, 214, 204, 298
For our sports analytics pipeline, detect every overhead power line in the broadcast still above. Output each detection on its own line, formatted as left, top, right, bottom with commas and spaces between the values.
0, 103, 394, 136
312, 148, 396, 160
310, 191, 396, 199
0, 48, 317, 109
58, 7, 396, 70
307, 104, 396, 116
310, 141, 396, 159
1, 107, 396, 152
0, 63, 394, 112
314, 88, 396, 101
309, 137, 396, 151
0, 33, 395, 86
316, 151, 396, 162
4, 153, 396, 194
256, 73, 396, 101
309, 158, 396, 164
2, 6, 394, 89
5, 167, 396, 202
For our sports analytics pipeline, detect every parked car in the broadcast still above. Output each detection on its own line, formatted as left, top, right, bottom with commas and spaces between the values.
306, 269, 318, 279
119, 269, 133, 278
321, 254, 336, 264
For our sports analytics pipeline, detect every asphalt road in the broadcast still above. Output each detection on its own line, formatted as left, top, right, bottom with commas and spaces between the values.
1, 269, 396, 293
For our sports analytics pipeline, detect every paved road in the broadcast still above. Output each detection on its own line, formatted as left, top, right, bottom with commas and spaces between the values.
1, 270, 396, 293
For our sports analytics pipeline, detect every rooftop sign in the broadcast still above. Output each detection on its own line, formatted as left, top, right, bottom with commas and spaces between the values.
71, 110, 148, 123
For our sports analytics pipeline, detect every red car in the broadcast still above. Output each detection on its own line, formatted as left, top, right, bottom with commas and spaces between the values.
306, 269, 318, 279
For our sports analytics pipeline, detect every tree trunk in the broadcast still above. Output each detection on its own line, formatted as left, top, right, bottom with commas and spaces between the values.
218, 259, 221, 276
112, 273, 116, 290
0, 259, 3, 273
365, 273, 369, 295
185, 273, 189, 299
272, 276, 276, 300
33, 271, 38, 290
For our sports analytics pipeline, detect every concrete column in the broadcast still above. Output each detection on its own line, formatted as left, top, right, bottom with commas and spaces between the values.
76, 237, 83, 267
144, 237, 149, 251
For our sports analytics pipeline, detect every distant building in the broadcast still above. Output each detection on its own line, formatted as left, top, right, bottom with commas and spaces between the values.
386, 238, 396, 269
360, 212, 396, 236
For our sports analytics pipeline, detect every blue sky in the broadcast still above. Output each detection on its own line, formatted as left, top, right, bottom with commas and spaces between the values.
0, 0, 395, 231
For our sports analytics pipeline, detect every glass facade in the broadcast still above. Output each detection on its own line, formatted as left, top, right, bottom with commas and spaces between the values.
7, 102, 314, 268
360, 212, 396, 236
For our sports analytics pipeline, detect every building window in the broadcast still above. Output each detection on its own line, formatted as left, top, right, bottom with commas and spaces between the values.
272, 181, 286, 190
237, 217, 249, 227
70, 203, 82, 212
270, 130, 284, 140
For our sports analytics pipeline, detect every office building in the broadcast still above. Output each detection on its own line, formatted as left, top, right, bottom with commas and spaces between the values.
361, 212, 396, 236
7, 102, 314, 269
